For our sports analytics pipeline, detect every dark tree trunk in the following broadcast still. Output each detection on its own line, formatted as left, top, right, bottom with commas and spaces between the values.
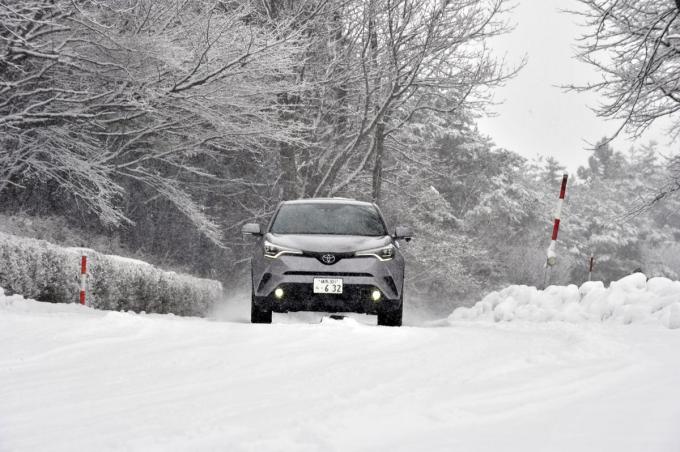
369, 9, 383, 205
279, 141, 298, 200
371, 122, 385, 205
265, 0, 301, 200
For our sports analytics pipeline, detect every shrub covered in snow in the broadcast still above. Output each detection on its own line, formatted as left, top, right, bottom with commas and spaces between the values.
0, 232, 222, 316
450, 273, 680, 329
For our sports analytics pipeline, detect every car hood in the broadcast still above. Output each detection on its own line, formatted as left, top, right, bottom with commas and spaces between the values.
266, 233, 391, 253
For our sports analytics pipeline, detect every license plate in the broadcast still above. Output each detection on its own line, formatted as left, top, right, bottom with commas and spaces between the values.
313, 278, 343, 294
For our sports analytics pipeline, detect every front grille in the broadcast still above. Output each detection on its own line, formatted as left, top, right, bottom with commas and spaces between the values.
301, 251, 355, 265
283, 271, 373, 277
277, 283, 376, 301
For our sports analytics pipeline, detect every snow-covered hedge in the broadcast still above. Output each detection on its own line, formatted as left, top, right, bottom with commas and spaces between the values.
450, 273, 680, 329
0, 232, 222, 316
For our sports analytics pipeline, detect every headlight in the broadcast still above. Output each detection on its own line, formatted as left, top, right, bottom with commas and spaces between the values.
355, 244, 395, 261
264, 240, 302, 259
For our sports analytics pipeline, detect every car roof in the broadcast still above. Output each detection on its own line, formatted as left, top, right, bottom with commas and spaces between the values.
281, 198, 374, 206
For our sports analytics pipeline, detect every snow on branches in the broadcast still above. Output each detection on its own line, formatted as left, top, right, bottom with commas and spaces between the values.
0, 0, 318, 242
570, 0, 680, 140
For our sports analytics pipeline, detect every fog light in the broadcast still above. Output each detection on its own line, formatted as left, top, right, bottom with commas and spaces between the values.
274, 288, 284, 299
371, 290, 381, 301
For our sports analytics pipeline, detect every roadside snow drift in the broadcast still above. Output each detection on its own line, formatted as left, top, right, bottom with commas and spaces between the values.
451, 273, 680, 329
1, 282, 680, 452
0, 231, 222, 316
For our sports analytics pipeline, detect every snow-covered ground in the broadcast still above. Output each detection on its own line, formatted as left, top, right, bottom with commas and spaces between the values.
1, 281, 680, 452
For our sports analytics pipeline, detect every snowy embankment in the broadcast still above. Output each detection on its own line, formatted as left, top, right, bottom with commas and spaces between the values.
0, 231, 222, 316
1, 278, 680, 452
450, 273, 680, 329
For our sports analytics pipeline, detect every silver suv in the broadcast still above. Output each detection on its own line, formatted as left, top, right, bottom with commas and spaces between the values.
242, 198, 412, 326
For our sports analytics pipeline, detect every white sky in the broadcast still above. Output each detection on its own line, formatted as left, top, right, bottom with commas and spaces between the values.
476, 0, 675, 172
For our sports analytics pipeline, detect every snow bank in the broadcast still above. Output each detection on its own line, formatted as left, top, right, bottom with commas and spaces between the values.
0, 231, 222, 316
450, 273, 680, 329
0, 286, 87, 316
0, 286, 27, 307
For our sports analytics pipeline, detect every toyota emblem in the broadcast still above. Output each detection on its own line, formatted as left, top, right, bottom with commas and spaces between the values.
321, 254, 336, 264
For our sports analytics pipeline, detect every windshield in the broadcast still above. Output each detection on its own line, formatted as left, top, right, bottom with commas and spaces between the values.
270, 203, 387, 236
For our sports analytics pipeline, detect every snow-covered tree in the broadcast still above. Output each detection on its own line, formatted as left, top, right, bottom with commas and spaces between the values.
571, 0, 680, 201
260, 0, 518, 203
0, 0, 315, 242
571, 0, 680, 139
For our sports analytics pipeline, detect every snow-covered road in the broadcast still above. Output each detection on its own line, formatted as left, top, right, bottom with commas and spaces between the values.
1, 296, 679, 452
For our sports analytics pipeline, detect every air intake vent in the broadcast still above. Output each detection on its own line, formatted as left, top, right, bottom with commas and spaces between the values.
383, 276, 398, 297
257, 273, 272, 292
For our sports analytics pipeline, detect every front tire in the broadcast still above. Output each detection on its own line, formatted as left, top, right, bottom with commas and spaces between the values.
251, 301, 272, 324
377, 301, 402, 327
251, 282, 272, 324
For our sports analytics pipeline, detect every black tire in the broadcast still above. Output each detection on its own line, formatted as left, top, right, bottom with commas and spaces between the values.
251, 279, 272, 324
377, 301, 402, 327
251, 300, 272, 324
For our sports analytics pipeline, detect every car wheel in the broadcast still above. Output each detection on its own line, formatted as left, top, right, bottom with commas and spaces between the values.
251, 303, 272, 323
251, 286, 272, 324
377, 300, 402, 327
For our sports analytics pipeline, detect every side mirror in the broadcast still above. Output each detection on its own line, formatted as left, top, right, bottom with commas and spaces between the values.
242, 223, 263, 236
394, 226, 413, 242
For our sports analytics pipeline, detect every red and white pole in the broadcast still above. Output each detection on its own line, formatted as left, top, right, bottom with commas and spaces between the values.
588, 254, 595, 281
546, 174, 568, 267
79, 255, 87, 305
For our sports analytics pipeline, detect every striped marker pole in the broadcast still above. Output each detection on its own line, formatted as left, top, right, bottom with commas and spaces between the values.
80, 255, 87, 305
546, 174, 568, 267
588, 255, 595, 281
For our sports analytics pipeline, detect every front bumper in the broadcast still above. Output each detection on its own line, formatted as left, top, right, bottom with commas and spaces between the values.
251, 254, 404, 314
